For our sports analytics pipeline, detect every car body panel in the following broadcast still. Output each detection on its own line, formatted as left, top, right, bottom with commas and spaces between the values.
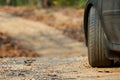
102, 0, 120, 44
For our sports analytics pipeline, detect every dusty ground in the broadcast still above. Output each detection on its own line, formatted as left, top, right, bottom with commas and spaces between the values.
0, 32, 40, 58
0, 7, 120, 80
0, 6, 84, 42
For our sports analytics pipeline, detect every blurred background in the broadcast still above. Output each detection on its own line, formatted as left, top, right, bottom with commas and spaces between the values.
0, 0, 86, 8
0, 0, 87, 58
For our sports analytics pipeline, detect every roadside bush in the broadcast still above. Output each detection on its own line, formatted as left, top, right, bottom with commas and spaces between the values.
77, 0, 87, 8
57, 0, 86, 8
0, 0, 6, 5
0, 0, 39, 6
0, 0, 87, 8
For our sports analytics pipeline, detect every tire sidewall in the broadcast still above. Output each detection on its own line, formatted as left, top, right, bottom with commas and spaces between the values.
88, 7, 112, 67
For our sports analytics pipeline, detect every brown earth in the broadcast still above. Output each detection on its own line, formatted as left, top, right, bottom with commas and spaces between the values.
0, 7, 120, 80
0, 6, 85, 58
0, 6, 84, 42
0, 32, 40, 58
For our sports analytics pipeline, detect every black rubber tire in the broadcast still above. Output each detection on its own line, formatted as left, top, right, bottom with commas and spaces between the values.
88, 7, 112, 67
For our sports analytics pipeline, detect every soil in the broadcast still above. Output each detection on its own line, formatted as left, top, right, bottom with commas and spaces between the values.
0, 32, 40, 58
0, 6, 120, 80
0, 6, 84, 42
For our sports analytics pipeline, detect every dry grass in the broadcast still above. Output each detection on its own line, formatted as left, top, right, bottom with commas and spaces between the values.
0, 6, 84, 42
0, 32, 40, 58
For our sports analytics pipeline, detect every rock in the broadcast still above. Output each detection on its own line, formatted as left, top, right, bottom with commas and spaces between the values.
48, 72, 58, 77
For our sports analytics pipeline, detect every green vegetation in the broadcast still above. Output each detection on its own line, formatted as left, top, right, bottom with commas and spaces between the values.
0, 0, 87, 8
58, 0, 86, 8
77, 0, 87, 8
0, 0, 6, 5
0, 0, 39, 6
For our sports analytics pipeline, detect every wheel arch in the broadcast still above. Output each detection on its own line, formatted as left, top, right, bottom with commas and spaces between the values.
84, 2, 102, 46
84, 3, 93, 46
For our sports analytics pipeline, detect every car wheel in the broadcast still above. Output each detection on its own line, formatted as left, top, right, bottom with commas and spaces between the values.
88, 7, 112, 67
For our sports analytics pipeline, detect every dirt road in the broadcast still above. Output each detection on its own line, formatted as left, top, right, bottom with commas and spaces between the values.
0, 12, 120, 80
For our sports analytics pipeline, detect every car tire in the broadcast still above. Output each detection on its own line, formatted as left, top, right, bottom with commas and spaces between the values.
88, 7, 112, 67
